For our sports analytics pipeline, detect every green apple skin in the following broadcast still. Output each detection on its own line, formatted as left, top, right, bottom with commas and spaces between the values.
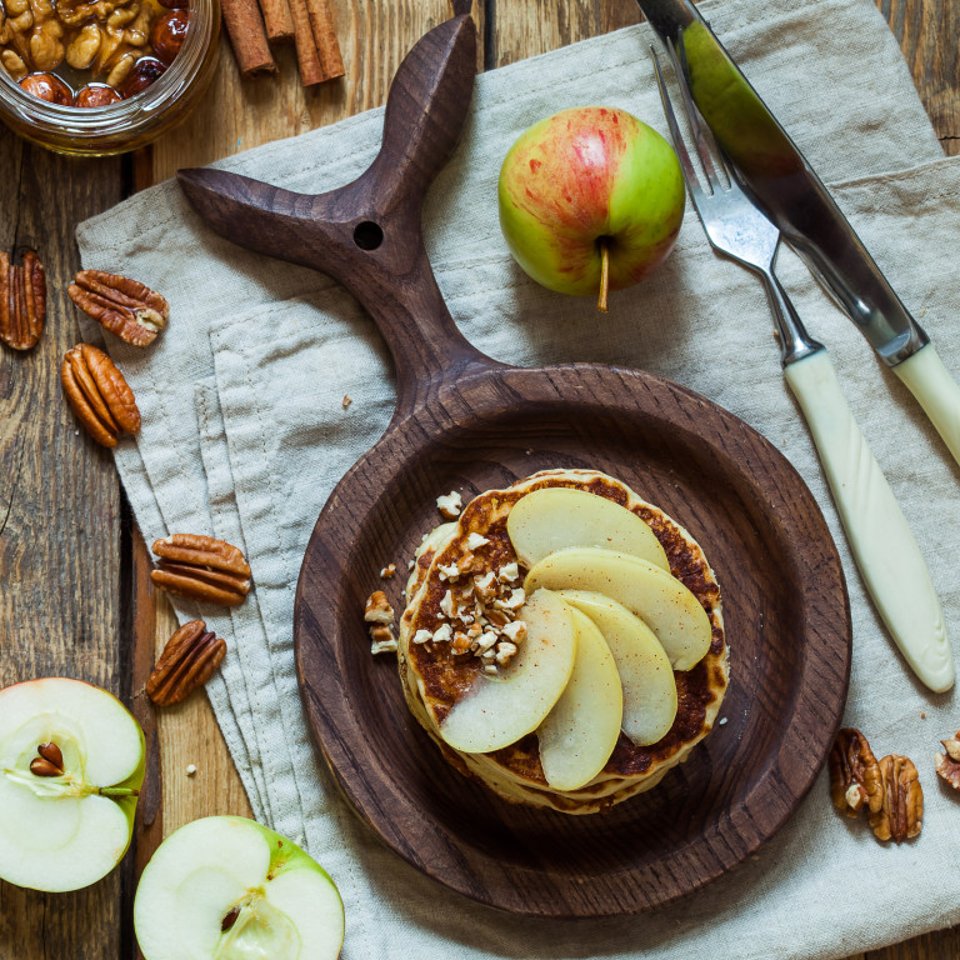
498, 106, 685, 298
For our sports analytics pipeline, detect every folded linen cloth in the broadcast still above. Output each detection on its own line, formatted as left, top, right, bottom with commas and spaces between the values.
76, 0, 960, 956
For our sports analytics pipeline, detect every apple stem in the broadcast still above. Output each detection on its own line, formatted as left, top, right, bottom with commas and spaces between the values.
597, 239, 610, 313
98, 787, 140, 798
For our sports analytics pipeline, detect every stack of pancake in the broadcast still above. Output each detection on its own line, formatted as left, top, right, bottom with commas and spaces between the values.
397, 469, 728, 815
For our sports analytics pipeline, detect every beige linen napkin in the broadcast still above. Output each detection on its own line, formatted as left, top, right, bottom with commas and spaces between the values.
76, 0, 960, 956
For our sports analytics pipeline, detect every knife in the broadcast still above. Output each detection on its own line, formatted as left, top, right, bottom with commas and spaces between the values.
635, 0, 960, 470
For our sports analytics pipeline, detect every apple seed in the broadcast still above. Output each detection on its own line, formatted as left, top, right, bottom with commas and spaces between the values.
30, 742, 65, 777
221, 907, 241, 932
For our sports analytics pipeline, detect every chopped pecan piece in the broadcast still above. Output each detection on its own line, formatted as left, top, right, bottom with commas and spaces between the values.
146, 619, 227, 706
151, 534, 252, 606
364, 590, 394, 625
935, 732, 960, 791
869, 754, 923, 843
69, 269, 169, 347
61, 343, 140, 448
0, 249, 46, 351
829, 727, 883, 818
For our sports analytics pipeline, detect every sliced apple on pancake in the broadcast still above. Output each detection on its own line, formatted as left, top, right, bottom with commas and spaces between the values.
559, 590, 678, 745
537, 606, 623, 790
438, 588, 576, 754
507, 487, 669, 570
525, 547, 712, 671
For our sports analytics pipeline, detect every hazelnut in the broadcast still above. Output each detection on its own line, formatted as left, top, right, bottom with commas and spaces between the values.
119, 55, 165, 97
75, 83, 123, 107
19, 72, 73, 105
150, 8, 189, 65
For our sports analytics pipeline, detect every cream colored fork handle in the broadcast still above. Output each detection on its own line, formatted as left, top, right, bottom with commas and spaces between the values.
893, 343, 960, 469
785, 350, 954, 693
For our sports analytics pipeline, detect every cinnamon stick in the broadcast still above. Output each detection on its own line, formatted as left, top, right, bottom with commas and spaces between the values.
306, 0, 344, 81
287, 0, 324, 85
221, 0, 277, 76
258, 0, 295, 42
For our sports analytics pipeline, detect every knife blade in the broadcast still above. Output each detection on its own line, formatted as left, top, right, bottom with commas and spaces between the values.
635, 0, 960, 469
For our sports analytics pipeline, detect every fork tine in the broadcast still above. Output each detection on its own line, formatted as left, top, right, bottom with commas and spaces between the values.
651, 48, 706, 204
663, 38, 726, 196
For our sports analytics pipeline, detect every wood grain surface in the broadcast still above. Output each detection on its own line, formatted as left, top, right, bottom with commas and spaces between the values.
1, 0, 958, 955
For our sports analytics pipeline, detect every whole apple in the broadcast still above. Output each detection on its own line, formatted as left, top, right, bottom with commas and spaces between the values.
498, 106, 685, 310
0, 677, 145, 892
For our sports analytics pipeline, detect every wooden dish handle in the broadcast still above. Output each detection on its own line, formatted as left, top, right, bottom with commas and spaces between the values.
178, 14, 497, 417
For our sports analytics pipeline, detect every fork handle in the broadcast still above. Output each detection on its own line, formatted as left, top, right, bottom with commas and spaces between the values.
784, 349, 954, 692
759, 268, 822, 365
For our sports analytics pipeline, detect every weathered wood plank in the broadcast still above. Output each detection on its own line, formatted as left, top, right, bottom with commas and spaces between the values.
878, 0, 960, 156
0, 136, 127, 958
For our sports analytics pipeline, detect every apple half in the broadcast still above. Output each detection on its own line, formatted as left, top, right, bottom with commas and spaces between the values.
525, 547, 712, 671
0, 677, 145, 892
537, 606, 623, 790
506, 487, 669, 571
559, 590, 678, 745
438, 588, 577, 754
135, 816, 345, 960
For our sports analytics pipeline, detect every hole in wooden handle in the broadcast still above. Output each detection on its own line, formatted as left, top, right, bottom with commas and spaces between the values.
354, 221, 384, 251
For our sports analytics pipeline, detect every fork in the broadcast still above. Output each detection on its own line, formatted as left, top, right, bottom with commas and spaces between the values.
652, 47, 953, 693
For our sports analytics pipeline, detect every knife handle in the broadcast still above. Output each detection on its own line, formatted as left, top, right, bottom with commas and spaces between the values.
892, 343, 960, 469
784, 349, 954, 693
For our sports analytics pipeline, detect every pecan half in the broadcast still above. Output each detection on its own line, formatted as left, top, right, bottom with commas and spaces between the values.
146, 619, 227, 706
0, 249, 46, 351
935, 732, 960, 791
829, 727, 883, 818
151, 534, 251, 606
869, 754, 923, 843
61, 343, 141, 448
69, 269, 169, 347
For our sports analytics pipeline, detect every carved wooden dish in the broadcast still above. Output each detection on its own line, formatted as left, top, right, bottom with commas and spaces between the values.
178, 15, 851, 917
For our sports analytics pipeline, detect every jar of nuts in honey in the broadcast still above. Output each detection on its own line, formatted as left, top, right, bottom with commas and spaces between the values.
0, 0, 219, 155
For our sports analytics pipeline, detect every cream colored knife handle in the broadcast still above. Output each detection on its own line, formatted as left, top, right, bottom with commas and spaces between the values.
892, 343, 960, 469
785, 349, 954, 693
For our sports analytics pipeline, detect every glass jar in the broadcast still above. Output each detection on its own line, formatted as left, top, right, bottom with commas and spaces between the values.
0, 0, 220, 156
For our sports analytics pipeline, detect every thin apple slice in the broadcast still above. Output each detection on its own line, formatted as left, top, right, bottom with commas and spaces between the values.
559, 590, 678, 745
525, 547, 712, 671
135, 816, 344, 960
538, 607, 623, 790
439, 588, 577, 754
0, 678, 145, 893
507, 487, 669, 571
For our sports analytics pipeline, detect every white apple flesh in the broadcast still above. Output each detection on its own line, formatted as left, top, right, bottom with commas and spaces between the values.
537, 606, 623, 790
438, 588, 577, 754
559, 590, 678, 745
506, 486, 669, 570
134, 816, 345, 960
0, 677, 144, 892
524, 547, 712, 671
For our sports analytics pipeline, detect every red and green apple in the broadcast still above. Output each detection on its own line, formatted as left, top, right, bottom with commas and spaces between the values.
498, 106, 685, 310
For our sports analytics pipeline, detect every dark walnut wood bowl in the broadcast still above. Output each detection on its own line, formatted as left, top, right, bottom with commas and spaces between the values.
177, 14, 851, 917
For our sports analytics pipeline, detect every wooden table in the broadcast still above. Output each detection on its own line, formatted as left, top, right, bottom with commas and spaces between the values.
1, 1, 957, 956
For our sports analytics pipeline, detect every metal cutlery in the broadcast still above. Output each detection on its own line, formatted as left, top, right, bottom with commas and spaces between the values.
636, 0, 960, 471
653, 47, 953, 693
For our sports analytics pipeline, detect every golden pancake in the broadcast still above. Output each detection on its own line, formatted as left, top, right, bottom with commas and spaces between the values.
397, 469, 728, 814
